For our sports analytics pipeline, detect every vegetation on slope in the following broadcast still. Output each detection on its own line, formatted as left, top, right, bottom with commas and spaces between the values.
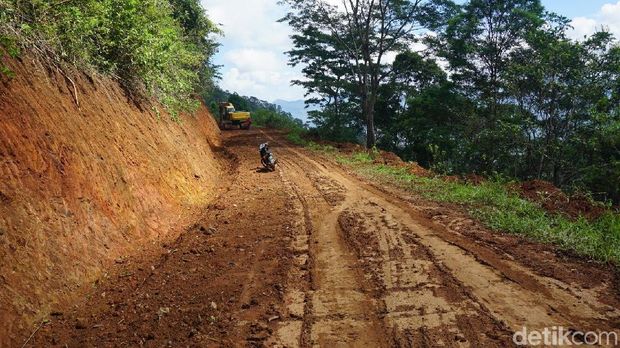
205, 88, 307, 131
283, 0, 620, 204
0, 0, 220, 117
309, 144, 620, 265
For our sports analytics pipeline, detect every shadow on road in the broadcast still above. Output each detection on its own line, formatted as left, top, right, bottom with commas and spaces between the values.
255, 167, 274, 173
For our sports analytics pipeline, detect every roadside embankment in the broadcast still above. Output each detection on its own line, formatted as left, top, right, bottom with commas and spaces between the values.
0, 57, 224, 344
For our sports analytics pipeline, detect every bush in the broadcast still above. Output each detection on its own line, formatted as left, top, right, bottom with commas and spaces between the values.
287, 130, 308, 146
252, 109, 304, 130
0, 0, 219, 118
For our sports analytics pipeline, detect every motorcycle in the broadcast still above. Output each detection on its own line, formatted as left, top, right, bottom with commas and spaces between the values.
259, 142, 278, 172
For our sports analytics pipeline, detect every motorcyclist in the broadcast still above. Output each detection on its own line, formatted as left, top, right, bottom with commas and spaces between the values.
259, 142, 269, 164
259, 142, 277, 171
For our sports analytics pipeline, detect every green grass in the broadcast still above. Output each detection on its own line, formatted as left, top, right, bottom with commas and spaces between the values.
286, 130, 308, 146
319, 148, 620, 265
307, 142, 337, 153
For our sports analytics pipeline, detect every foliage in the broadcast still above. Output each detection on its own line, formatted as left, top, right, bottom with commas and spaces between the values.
290, 0, 620, 203
227, 93, 251, 113
0, 0, 220, 118
286, 130, 308, 146
307, 142, 337, 153
253, 108, 304, 130
281, 0, 440, 148
203, 87, 307, 138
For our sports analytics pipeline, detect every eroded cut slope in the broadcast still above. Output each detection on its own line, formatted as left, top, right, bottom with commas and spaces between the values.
0, 58, 224, 344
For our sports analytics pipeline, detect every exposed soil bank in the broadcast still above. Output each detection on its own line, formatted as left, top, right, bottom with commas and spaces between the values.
19, 129, 620, 347
0, 57, 223, 345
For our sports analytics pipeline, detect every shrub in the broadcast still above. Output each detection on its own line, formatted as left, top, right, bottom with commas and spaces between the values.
0, 0, 220, 118
287, 130, 308, 146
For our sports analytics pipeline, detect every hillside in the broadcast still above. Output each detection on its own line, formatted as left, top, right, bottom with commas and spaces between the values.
2, 58, 619, 347
0, 57, 225, 345
21, 128, 620, 347
2, 0, 620, 346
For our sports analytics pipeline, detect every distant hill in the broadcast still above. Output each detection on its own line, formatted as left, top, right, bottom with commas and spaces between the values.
204, 88, 313, 125
273, 99, 312, 123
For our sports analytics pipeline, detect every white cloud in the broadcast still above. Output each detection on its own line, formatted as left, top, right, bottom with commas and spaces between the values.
217, 45, 307, 101
205, 0, 292, 50
217, 47, 306, 101
197, 1, 471, 101
568, 1, 620, 40
224, 49, 282, 73
220, 67, 306, 101
201, 0, 306, 101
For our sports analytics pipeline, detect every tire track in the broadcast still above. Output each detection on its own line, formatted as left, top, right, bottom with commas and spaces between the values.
274, 144, 388, 347
277, 140, 620, 345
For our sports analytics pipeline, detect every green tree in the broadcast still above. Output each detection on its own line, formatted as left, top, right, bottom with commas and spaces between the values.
431, 0, 545, 172
0, 0, 220, 117
507, 26, 620, 193
282, 0, 437, 148
287, 24, 360, 142
228, 93, 250, 111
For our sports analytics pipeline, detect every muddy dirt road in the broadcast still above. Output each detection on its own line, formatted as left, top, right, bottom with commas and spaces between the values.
28, 129, 620, 347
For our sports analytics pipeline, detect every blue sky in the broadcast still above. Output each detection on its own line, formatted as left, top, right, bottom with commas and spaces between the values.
201, 0, 620, 102
541, 0, 612, 18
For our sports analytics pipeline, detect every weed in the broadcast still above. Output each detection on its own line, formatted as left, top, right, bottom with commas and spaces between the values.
287, 130, 308, 146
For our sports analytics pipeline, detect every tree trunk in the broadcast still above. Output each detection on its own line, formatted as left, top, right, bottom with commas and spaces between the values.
366, 107, 376, 148
363, 92, 377, 149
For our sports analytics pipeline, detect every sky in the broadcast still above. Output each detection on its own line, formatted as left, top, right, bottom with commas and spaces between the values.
201, 0, 620, 103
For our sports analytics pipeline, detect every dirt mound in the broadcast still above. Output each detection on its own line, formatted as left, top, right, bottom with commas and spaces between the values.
335, 142, 364, 154
370, 151, 434, 178
0, 56, 224, 345
516, 180, 606, 219
372, 151, 405, 166
464, 174, 485, 185
407, 162, 432, 177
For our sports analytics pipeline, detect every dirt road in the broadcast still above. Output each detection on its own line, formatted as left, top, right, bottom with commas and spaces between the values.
29, 129, 620, 347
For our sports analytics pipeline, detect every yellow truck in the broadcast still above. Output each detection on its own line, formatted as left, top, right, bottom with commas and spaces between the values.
218, 102, 251, 130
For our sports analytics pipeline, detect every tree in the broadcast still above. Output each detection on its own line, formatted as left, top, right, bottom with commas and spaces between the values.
374, 50, 452, 159
282, 0, 435, 148
282, 0, 620, 203
0, 0, 220, 117
436, 0, 544, 114
286, 24, 360, 141
228, 93, 250, 111
507, 26, 620, 190
430, 0, 545, 172
167, 0, 221, 91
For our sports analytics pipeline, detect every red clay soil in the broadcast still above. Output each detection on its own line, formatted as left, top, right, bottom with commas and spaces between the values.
407, 162, 432, 178
371, 150, 433, 178
372, 150, 406, 166
0, 56, 224, 345
463, 173, 485, 185
9, 129, 620, 347
28, 130, 298, 347
516, 180, 606, 219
